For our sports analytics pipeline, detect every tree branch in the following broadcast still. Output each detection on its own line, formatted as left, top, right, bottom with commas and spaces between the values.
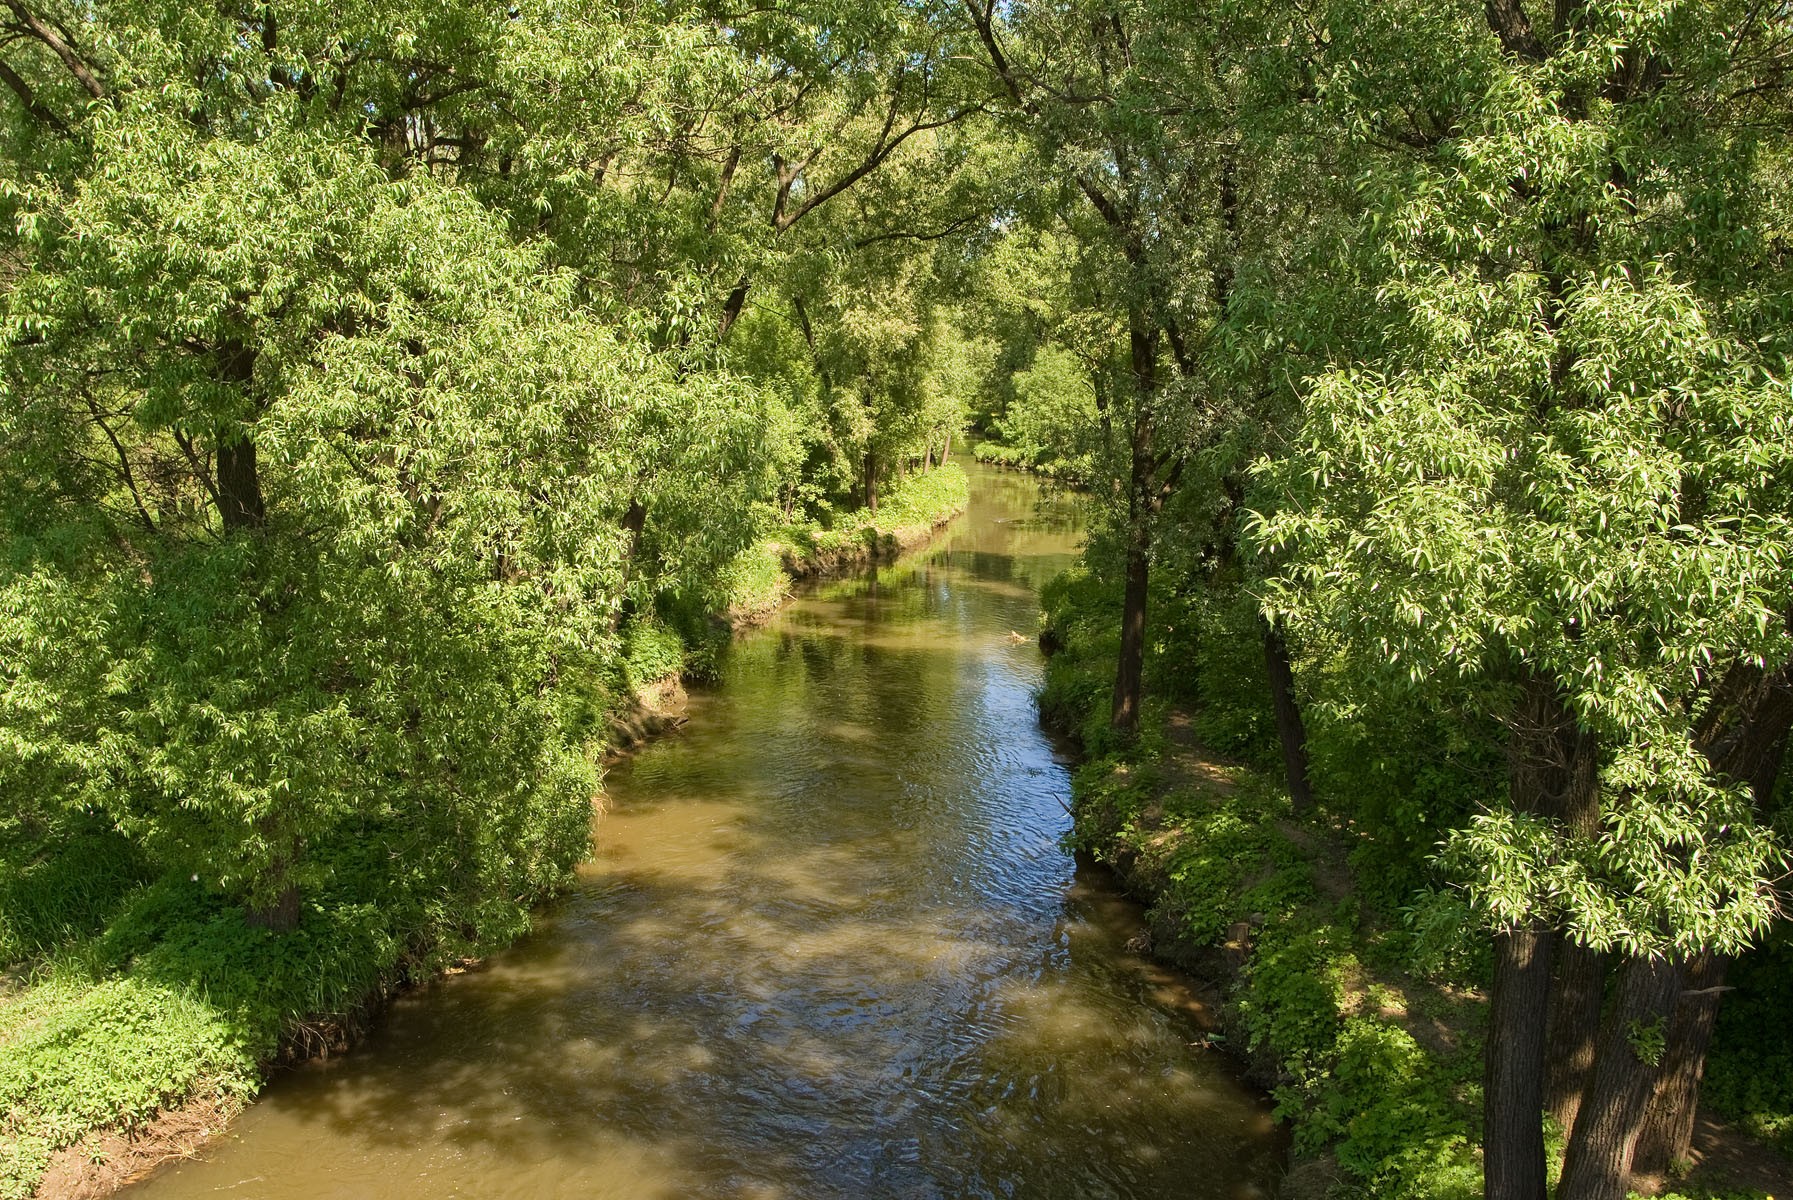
4, 0, 103, 99
0, 56, 67, 131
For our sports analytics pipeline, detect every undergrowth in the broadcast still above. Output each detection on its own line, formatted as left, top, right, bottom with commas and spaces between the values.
1040, 568, 1784, 1200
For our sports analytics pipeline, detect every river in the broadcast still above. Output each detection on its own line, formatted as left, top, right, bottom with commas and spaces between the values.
128, 461, 1282, 1200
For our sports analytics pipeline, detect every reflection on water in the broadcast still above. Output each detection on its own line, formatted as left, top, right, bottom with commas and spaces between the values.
128, 463, 1282, 1200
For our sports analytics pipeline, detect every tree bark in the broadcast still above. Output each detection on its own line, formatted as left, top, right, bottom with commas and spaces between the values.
1110, 310, 1158, 736
216, 342, 265, 532
863, 451, 878, 514
216, 437, 266, 532
1558, 954, 1680, 1200
1110, 516, 1149, 733
1633, 951, 1728, 1175
1546, 941, 1609, 1136
1260, 614, 1313, 814
718, 275, 751, 338
1542, 700, 1604, 1135
1627, 655, 1793, 1168
1486, 668, 1599, 1200
246, 882, 301, 932
1486, 925, 1555, 1200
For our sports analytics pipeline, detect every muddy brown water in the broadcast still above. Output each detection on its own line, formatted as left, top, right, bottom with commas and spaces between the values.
128, 462, 1283, 1200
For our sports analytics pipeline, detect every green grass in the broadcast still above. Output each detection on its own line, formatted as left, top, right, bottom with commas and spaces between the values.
0, 803, 587, 1199
740, 464, 968, 588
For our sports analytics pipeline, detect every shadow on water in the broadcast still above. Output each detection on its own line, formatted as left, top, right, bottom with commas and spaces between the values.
127, 461, 1283, 1200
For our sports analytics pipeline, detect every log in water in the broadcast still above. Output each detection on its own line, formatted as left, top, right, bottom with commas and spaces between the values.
128, 462, 1282, 1200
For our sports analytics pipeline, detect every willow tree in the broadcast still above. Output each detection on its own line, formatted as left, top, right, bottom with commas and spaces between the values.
1250, 0, 1793, 1195
961, 0, 1255, 734
0, 4, 778, 930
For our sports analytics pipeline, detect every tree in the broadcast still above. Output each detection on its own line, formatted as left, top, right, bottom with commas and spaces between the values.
1249, 0, 1793, 1194
0, 17, 778, 928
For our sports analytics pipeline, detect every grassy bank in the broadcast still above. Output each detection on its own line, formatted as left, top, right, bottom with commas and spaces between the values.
1037, 569, 1786, 1200
0, 466, 969, 1200
721, 463, 969, 624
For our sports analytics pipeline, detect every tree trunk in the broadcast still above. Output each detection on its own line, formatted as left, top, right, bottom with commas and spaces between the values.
1260, 613, 1313, 814
718, 275, 751, 338
1543, 709, 1604, 1135
1547, 941, 1609, 1136
1558, 954, 1680, 1200
1486, 669, 1599, 1200
246, 882, 301, 932
1485, 925, 1555, 1200
216, 342, 265, 533
863, 451, 878, 514
922, 435, 934, 472
1110, 516, 1149, 734
1634, 952, 1728, 1175
1110, 309, 1159, 737
1625, 656, 1793, 1168
941, 430, 952, 461
216, 436, 266, 532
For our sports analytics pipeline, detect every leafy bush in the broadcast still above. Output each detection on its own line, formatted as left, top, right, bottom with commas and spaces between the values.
623, 618, 686, 689
1705, 928, 1793, 1155
0, 814, 149, 967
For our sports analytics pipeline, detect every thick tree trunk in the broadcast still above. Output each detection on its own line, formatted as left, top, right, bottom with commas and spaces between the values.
1486, 669, 1599, 1200
1558, 954, 1680, 1200
216, 342, 265, 533
1543, 705, 1604, 1135
216, 437, 266, 532
863, 451, 878, 514
246, 882, 301, 932
1634, 952, 1728, 1175
1259, 614, 1313, 814
1547, 941, 1609, 1135
1486, 925, 1555, 1200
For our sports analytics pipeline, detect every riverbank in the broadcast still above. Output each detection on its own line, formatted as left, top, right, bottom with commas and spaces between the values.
1038, 577, 1791, 1200
722, 463, 970, 627
0, 467, 971, 1200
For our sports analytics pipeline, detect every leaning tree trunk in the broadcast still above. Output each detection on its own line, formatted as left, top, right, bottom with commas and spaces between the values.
1260, 614, 1313, 814
1633, 952, 1728, 1175
1558, 953, 1681, 1200
1630, 657, 1793, 1168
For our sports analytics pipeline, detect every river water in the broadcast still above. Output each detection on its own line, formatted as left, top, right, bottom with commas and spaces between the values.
129, 462, 1282, 1200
